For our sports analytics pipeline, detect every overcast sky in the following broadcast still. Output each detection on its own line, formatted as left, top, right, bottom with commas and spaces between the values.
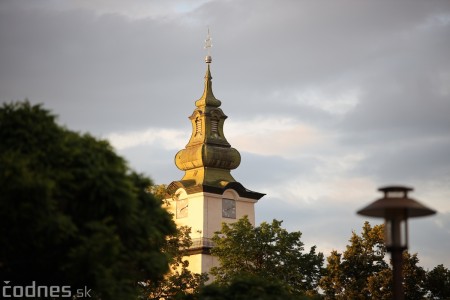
1, 0, 450, 270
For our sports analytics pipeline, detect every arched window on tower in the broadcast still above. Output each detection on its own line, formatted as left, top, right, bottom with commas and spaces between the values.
211, 118, 219, 137
195, 117, 202, 136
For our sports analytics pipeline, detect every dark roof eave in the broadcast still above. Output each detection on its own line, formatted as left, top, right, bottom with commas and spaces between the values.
166, 180, 265, 200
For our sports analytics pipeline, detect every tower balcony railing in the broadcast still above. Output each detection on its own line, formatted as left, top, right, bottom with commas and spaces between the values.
190, 237, 215, 249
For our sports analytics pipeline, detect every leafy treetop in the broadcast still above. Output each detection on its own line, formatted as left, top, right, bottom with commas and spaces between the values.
0, 101, 176, 299
210, 216, 324, 297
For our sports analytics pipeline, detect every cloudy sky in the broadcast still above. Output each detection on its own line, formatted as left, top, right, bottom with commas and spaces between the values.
1, 0, 450, 270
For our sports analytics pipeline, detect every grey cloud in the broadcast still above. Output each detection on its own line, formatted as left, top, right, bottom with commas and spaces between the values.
115, 143, 180, 184
409, 214, 450, 268
0, 3, 207, 133
233, 151, 315, 190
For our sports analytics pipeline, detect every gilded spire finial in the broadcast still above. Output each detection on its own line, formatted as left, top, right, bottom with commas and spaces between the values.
204, 27, 212, 63
195, 27, 220, 108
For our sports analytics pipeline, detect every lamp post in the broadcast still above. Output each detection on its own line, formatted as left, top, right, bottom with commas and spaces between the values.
357, 186, 436, 300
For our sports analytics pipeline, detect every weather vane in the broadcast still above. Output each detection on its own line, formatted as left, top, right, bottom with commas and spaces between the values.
204, 27, 212, 63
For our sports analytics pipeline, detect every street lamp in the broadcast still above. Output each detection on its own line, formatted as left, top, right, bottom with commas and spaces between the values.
357, 186, 436, 300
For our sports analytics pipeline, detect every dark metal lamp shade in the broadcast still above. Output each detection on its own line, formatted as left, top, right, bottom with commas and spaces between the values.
357, 186, 436, 250
357, 186, 436, 218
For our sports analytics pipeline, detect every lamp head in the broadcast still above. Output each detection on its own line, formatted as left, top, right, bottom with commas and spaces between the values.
357, 185, 436, 251
357, 186, 436, 218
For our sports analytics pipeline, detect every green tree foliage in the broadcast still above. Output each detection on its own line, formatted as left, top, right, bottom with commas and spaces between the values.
403, 252, 427, 299
425, 264, 450, 299
140, 186, 208, 299
366, 252, 427, 300
210, 216, 324, 296
196, 275, 318, 300
320, 222, 431, 300
366, 267, 392, 300
147, 183, 171, 205
0, 101, 176, 299
320, 221, 387, 299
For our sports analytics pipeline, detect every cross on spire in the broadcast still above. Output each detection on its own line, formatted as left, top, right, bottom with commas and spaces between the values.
205, 27, 212, 63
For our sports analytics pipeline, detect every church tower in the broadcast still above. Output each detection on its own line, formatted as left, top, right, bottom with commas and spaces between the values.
165, 31, 264, 275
